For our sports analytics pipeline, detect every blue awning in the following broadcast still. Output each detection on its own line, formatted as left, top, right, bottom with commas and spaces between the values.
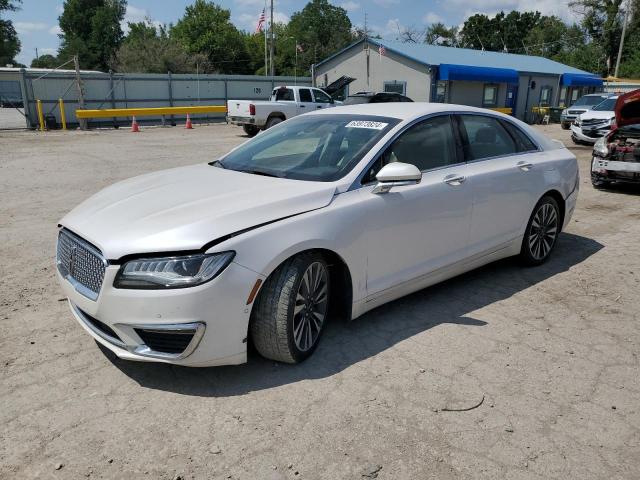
561, 73, 603, 87
438, 64, 519, 84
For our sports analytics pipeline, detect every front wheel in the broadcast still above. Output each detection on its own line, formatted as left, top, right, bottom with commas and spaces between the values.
250, 252, 330, 363
520, 196, 561, 266
561, 122, 570, 130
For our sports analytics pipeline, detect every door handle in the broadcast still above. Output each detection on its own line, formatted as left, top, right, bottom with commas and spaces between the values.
317, 106, 322, 109
444, 174, 466, 186
300, 105, 306, 108
517, 161, 533, 171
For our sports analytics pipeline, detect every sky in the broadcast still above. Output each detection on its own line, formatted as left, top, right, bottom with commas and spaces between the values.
7, 0, 578, 67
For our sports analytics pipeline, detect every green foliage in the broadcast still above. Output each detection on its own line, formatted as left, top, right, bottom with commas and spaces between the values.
115, 22, 209, 73
171, 0, 251, 74
459, 11, 542, 51
57, 0, 127, 71
424, 23, 458, 46
31, 54, 60, 68
0, 0, 20, 66
287, 0, 352, 73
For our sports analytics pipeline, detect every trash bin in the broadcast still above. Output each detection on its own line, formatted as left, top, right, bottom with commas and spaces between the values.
549, 107, 563, 123
45, 115, 58, 130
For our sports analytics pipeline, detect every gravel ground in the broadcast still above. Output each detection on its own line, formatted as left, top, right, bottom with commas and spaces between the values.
1, 122, 639, 479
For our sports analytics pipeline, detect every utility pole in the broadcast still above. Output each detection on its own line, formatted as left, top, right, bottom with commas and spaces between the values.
269, 0, 274, 77
614, 0, 630, 78
73, 55, 87, 130
264, 1, 268, 76
35, 47, 39, 60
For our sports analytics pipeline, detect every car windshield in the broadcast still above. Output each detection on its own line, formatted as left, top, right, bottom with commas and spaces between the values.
592, 98, 617, 111
217, 114, 400, 182
573, 95, 609, 107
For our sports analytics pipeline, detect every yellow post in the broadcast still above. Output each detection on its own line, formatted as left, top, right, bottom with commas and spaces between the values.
36, 99, 45, 131
59, 98, 67, 130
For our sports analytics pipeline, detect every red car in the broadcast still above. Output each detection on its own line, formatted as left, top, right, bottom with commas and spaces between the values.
591, 89, 640, 188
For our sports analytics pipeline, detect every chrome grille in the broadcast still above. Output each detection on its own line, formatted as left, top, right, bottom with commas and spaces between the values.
568, 109, 586, 115
582, 118, 609, 126
57, 229, 107, 300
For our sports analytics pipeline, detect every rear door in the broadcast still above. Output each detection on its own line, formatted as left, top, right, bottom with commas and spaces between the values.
297, 88, 315, 115
457, 114, 542, 256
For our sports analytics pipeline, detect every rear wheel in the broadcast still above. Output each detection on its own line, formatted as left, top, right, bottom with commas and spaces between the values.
520, 196, 560, 266
265, 116, 284, 130
250, 252, 330, 363
242, 124, 260, 137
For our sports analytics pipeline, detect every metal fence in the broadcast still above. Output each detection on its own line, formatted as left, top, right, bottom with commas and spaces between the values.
1, 69, 311, 129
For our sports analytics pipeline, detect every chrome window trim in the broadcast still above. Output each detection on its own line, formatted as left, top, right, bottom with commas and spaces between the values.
348, 110, 543, 191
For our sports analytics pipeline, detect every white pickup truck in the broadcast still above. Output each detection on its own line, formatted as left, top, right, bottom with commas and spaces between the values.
227, 85, 338, 136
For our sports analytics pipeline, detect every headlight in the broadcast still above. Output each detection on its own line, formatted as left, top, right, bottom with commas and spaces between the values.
561, 109, 567, 115
114, 252, 235, 289
593, 136, 609, 157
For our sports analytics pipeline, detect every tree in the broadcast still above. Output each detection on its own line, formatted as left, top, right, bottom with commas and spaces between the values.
524, 16, 573, 57
569, 0, 624, 75
171, 0, 251, 74
31, 54, 60, 68
424, 22, 458, 46
57, 0, 127, 71
0, 0, 21, 66
114, 21, 208, 73
287, 0, 352, 74
459, 11, 543, 52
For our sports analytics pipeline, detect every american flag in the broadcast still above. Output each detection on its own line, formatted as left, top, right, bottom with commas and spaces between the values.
379, 45, 386, 57
296, 43, 304, 53
256, 9, 265, 33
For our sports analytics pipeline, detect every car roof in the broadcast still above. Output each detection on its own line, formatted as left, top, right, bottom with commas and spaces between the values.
310, 102, 504, 121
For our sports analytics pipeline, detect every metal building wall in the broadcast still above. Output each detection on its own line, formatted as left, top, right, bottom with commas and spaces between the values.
7, 69, 310, 129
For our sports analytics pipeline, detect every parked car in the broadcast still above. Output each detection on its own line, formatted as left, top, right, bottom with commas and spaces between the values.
343, 91, 413, 104
571, 95, 618, 145
227, 85, 338, 137
591, 89, 640, 188
56, 103, 578, 367
561, 93, 612, 130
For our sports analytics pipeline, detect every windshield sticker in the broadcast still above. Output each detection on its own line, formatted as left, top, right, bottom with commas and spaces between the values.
345, 120, 388, 130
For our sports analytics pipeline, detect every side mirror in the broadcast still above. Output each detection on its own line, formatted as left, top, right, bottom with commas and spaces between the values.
372, 162, 422, 194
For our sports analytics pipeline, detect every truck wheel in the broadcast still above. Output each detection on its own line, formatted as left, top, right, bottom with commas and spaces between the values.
265, 116, 284, 130
250, 252, 330, 364
242, 124, 260, 137
561, 122, 570, 130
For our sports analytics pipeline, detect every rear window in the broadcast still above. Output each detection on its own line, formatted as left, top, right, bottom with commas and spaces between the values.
501, 121, 538, 152
459, 115, 518, 160
274, 88, 294, 101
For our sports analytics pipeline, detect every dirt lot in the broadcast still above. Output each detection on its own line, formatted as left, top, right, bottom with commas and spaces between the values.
1, 122, 639, 480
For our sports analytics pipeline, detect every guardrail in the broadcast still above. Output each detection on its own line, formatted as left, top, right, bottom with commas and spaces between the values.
75, 105, 227, 119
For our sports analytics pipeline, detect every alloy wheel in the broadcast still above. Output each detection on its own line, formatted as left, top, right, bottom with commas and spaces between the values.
292, 261, 328, 352
528, 202, 558, 261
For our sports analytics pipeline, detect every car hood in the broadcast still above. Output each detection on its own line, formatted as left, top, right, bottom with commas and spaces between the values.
579, 110, 615, 121
615, 89, 640, 128
60, 164, 337, 260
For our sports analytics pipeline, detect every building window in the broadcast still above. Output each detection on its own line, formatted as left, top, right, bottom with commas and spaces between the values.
539, 86, 553, 105
482, 84, 499, 107
436, 81, 448, 103
384, 81, 406, 95
559, 87, 567, 107
570, 88, 580, 103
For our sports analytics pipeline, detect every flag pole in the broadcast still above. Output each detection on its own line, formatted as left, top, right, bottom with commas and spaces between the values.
295, 39, 297, 85
264, 2, 268, 76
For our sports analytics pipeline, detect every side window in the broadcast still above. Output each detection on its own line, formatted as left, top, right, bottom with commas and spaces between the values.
361, 115, 458, 184
299, 88, 312, 102
501, 121, 538, 152
275, 88, 295, 101
459, 115, 518, 160
313, 89, 332, 103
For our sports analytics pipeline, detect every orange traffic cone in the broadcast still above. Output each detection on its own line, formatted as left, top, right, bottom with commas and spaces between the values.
131, 116, 140, 133
185, 113, 193, 129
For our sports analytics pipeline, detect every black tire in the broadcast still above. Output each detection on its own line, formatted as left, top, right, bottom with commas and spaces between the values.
250, 252, 330, 363
265, 116, 284, 129
520, 196, 561, 266
592, 178, 612, 189
561, 122, 570, 130
242, 124, 260, 137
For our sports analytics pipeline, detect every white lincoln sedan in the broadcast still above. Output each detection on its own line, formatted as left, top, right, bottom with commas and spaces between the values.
56, 104, 579, 366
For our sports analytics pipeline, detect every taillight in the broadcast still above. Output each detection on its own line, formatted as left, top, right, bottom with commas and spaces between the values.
249, 104, 256, 116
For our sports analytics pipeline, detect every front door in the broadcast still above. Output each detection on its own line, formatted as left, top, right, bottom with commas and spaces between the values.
361, 115, 473, 298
